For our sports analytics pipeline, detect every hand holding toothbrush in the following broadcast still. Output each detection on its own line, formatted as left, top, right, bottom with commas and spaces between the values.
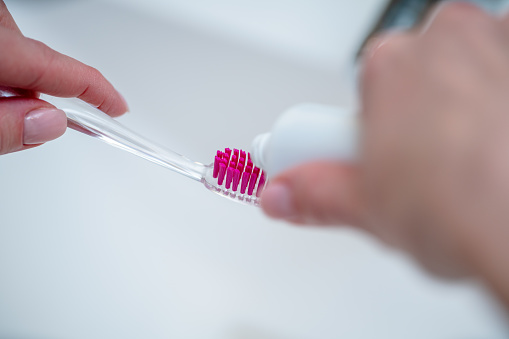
0, 0, 128, 155
262, 2, 509, 306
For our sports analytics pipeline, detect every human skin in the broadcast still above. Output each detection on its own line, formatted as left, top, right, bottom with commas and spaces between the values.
0, 0, 128, 155
262, 2, 509, 306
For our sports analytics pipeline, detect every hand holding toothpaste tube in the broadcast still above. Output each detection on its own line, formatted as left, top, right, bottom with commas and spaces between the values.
262, 2, 509, 306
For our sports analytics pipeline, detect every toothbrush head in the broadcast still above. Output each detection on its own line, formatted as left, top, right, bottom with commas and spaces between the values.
202, 148, 267, 206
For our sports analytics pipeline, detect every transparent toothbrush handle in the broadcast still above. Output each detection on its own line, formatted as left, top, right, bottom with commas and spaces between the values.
40, 95, 206, 181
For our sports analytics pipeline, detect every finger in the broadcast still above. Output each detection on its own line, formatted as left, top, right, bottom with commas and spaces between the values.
421, 1, 493, 35
0, 28, 128, 117
0, 1, 21, 34
358, 31, 415, 117
498, 5, 509, 33
261, 162, 361, 226
0, 97, 67, 155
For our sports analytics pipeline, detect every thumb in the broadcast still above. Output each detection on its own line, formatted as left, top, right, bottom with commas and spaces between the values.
0, 97, 67, 155
260, 161, 361, 226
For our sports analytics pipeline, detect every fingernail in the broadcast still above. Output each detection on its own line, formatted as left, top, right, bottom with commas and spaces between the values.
361, 30, 401, 59
261, 182, 296, 219
23, 108, 67, 145
362, 36, 386, 59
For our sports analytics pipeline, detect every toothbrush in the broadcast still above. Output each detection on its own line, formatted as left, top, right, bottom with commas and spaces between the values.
41, 95, 267, 206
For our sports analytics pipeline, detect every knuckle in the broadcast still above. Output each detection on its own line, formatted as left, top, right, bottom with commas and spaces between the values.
26, 37, 46, 49
78, 67, 107, 105
27, 38, 53, 61
24, 38, 56, 88
87, 66, 102, 80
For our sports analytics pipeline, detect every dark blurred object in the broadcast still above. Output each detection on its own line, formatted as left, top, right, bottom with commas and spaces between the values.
0, 86, 37, 98
357, 0, 509, 58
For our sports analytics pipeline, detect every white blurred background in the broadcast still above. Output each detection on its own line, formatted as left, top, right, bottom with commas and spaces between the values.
1, 0, 508, 338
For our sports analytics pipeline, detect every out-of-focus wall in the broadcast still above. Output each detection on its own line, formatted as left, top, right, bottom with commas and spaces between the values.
97, 0, 385, 73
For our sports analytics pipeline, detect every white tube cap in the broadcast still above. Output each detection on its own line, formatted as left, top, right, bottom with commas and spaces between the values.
251, 104, 357, 178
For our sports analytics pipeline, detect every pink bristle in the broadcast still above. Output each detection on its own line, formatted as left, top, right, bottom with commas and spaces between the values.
241, 166, 252, 194
237, 163, 244, 173
225, 167, 234, 189
239, 160, 245, 173
245, 165, 252, 174
213, 148, 265, 198
240, 171, 250, 194
247, 167, 260, 196
213, 156, 221, 178
222, 153, 230, 167
256, 170, 266, 197
218, 163, 227, 185
232, 169, 241, 191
